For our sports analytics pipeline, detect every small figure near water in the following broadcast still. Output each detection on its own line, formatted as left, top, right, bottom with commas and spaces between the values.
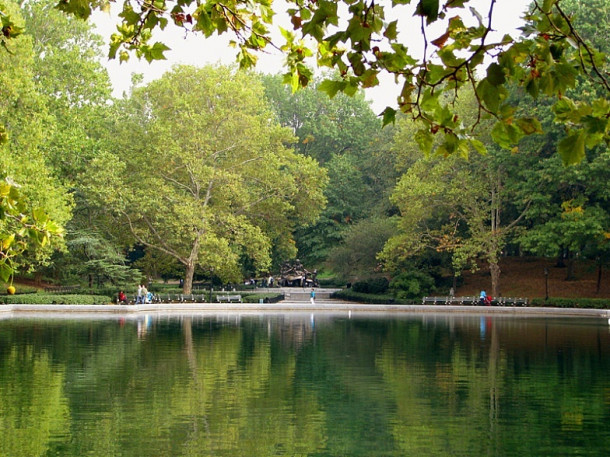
136, 284, 148, 304
310, 288, 316, 305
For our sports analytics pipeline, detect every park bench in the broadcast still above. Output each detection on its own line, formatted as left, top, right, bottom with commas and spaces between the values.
159, 294, 186, 303
181, 294, 207, 303
493, 297, 529, 306
216, 294, 242, 303
124, 293, 209, 304
422, 296, 478, 305
422, 296, 529, 306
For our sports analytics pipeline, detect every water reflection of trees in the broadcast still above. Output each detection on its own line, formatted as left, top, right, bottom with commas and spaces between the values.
0, 316, 609, 456
376, 316, 610, 456
0, 347, 69, 457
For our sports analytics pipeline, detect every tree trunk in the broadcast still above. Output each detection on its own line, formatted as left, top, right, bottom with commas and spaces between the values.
596, 263, 602, 294
565, 255, 576, 281
184, 261, 195, 294
489, 261, 501, 298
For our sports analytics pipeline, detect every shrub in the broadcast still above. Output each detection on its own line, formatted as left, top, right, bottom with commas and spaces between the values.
241, 293, 284, 303
317, 277, 345, 288
0, 294, 113, 305
352, 277, 389, 294
389, 270, 435, 299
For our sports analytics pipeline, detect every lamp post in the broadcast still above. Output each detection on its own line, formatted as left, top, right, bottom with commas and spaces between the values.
544, 268, 549, 302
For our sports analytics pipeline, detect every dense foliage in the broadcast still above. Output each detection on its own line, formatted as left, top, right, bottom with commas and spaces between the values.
0, 0, 608, 301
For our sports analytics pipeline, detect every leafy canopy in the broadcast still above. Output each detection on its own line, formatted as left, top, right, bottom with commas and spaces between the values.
39, 0, 610, 164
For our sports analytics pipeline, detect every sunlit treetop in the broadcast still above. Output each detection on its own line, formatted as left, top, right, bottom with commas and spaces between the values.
15, 0, 610, 162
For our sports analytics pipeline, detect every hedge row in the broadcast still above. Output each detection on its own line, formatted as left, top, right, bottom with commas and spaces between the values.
43, 286, 236, 297
241, 293, 284, 303
0, 294, 112, 305
331, 289, 409, 304
529, 297, 610, 309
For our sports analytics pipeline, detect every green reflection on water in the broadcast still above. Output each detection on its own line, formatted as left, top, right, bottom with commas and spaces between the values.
0, 314, 609, 456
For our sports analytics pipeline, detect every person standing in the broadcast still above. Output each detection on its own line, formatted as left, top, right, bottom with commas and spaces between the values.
142, 284, 149, 303
310, 288, 316, 305
136, 284, 143, 304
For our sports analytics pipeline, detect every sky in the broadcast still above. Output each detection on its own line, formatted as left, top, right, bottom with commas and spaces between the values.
92, 0, 532, 114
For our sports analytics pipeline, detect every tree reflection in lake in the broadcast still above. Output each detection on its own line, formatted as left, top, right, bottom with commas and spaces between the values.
0, 313, 608, 456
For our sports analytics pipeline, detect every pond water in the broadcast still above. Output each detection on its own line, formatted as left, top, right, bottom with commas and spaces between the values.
0, 312, 609, 456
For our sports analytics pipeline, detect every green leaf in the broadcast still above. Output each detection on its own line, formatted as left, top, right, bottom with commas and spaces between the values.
486, 63, 506, 86
416, 0, 439, 24
0, 264, 12, 283
2, 235, 14, 250
420, 89, 441, 113
194, 6, 214, 36
553, 98, 579, 122
415, 129, 433, 154
470, 138, 487, 155
149, 42, 170, 60
425, 64, 447, 84
55, 0, 94, 20
516, 117, 543, 135
318, 80, 344, 98
557, 130, 586, 165
476, 79, 500, 113
525, 77, 539, 99
582, 115, 607, 135
381, 107, 397, 127
491, 121, 524, 149
384, 20, 398, 40
552, 63, 577, 93
438, 48, 462, 67
541, 0, 556, 13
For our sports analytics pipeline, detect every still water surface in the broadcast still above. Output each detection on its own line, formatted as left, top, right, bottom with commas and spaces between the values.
0, 312, 609, 456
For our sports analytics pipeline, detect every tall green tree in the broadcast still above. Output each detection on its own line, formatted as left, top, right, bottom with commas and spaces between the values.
381, 88, 531, 297
263, 73, 382, 165
508, 0, 610, 282
379, 152, 526, 297
20, 0, 132, 286
325, 216, 395, 283
0, 0, 68, 282
85, 65, 327, 293
263, 75, 398, 267
23, 0, 113, 181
